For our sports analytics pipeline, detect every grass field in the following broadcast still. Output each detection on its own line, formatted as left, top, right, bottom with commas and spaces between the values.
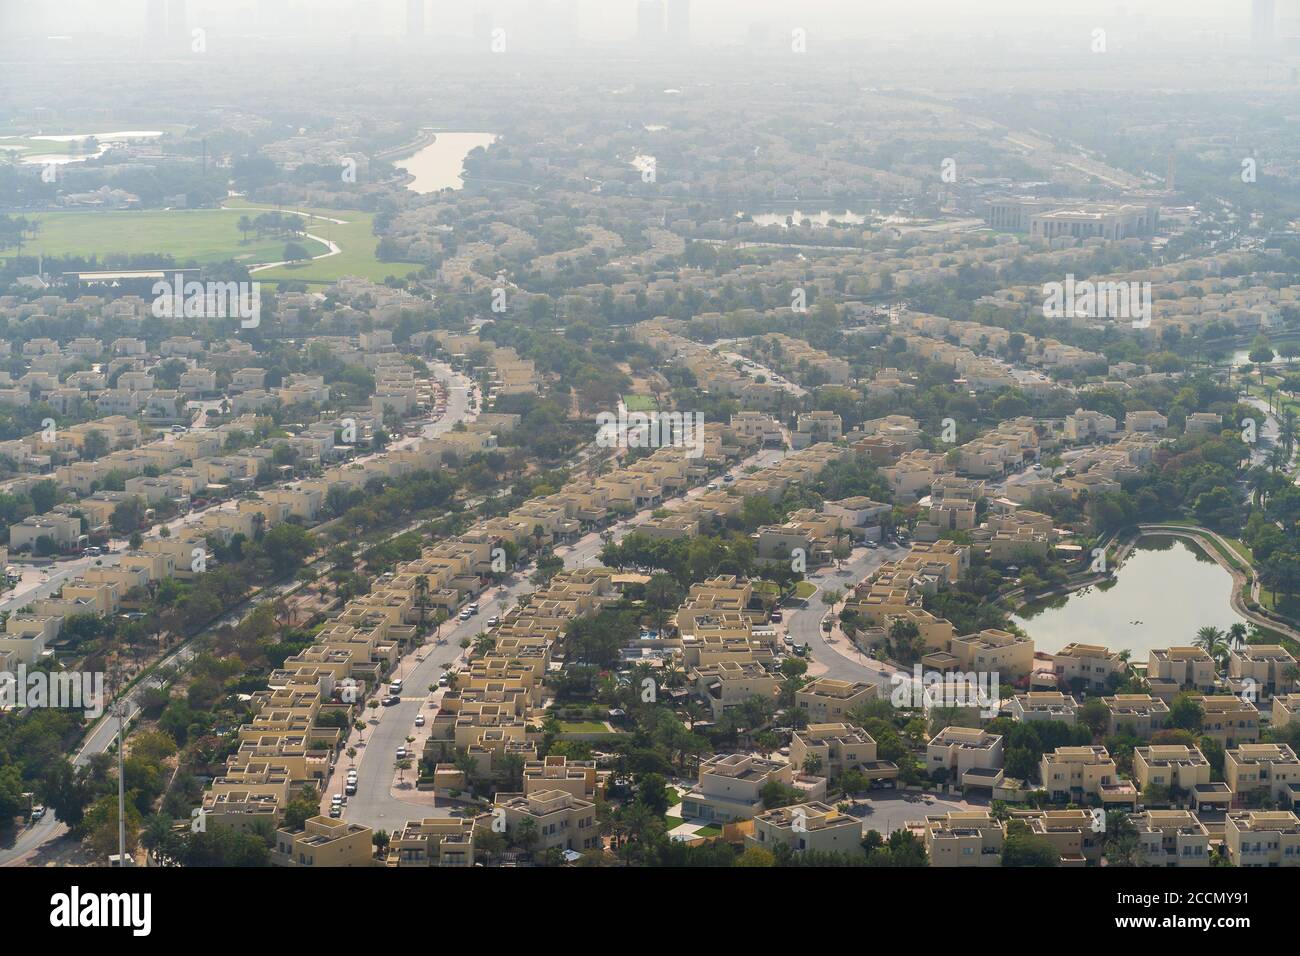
622, 394, 659, 412
226, 198, 423, 285
2, 199, 423, 286
4, 208, 329, 268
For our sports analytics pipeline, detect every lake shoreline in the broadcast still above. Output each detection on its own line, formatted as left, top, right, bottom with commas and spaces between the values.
1010, 529, 1247, 656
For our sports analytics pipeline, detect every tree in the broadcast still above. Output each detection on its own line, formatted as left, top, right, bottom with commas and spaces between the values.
110, 496, 147, 535
644, 573, 683, 635
261, 523, 317, 573
1002, 819, 1058, 867
413, 575, 431, 628
1194, 626, 1228, 665
1167, 693, 1205, 733
1249, 336, 1275, 384
1078, 698, 1110, 735
888, 617, 924, 664
735, 846, 775, 867
81, 429, 110, 462
636, 773, 670, 815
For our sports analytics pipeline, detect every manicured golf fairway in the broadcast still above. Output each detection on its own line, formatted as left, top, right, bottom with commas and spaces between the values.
9, 208, 328, 267
226, 199, 423, 285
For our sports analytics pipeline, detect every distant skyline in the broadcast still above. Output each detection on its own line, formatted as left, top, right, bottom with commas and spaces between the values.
1, 0, 1292, 45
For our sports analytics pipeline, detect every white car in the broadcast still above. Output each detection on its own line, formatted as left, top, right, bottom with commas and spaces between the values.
396, 747, 408, 760
414, 714, 425, 727
331, 794, 343, 805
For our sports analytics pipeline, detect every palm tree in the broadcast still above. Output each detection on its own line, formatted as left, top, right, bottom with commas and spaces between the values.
413, 575, 431, 628
1269, 443, 1290, 474
1281, 407, 1298, 462
1195, 626, 1228, 665
472, 631, 495, 656
1247, 466, 1274, 506
1228, 622, 1248, 651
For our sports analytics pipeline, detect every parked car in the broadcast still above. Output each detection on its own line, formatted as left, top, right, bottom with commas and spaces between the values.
438, 674, 450, 687
30, 805, 46, 822
328, 805, 342, 818
344, 783, 357, 796
396, 747, 408, 759
770, 610, 783, 622
389, 679, 403, 693
331, 794, 343, 806
458, 609, 471, 621
467, 603, 479, 615
382, 695, 400, 706
414, 714, 425, 727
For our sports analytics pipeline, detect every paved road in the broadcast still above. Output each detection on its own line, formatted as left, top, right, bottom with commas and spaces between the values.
784, 543, 909, 686
341, 444, 789, 830
335, 572, 536, 832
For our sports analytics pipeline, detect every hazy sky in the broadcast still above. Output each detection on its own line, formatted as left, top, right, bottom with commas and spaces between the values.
6, 0, 1285, 43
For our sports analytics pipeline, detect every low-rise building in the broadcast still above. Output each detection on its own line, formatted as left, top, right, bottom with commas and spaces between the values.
1223, 810, 1300, 867
273, 816, 374, 867
1040, 745, 1137, 808
747, 802, 864, 856
1130, 810, 1211, 867
911, 811, 1005, 867
1133, 745, 1211, 797
680, 753, 794, 823
795, 678, 878, 723
1225, 744, 1300, 805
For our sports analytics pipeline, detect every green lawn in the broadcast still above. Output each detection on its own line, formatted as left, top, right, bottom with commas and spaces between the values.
3, 199, 422, 287
226, 198, 423, 285
793, 581, 817, 600
0, 135, 76, 157
557, 720, 610, 734
5, 208, 329, 268
622, 394, 658, 412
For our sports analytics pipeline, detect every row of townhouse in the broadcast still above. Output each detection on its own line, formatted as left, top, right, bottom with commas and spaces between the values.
738, 332, 852, 387
431, 332, 544, 397
3, 474, 341, 670
991, 260, 1300, 341
631, 320, 787, 411
897, 310, 1105, 374
213, 424, 766, 850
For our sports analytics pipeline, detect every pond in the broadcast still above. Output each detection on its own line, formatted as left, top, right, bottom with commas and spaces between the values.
1011, 535, 1246, 657
393, 131, 497, 193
